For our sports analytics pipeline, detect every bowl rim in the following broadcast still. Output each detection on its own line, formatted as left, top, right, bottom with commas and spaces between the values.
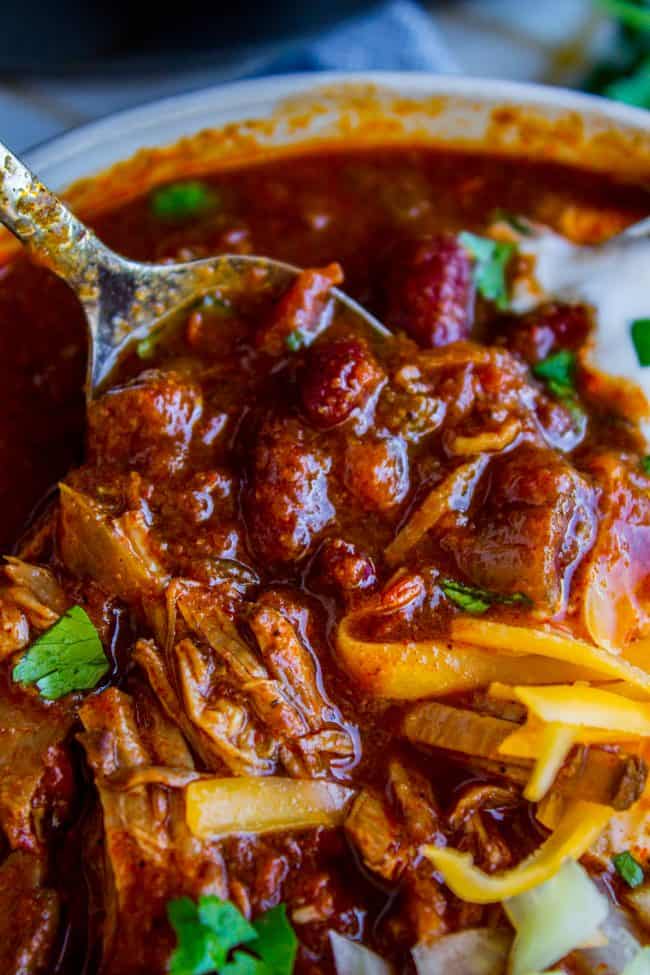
24, 70, 650, 187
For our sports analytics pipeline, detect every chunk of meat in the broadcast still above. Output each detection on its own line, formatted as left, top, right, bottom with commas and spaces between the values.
449, 783, 516, 874
135, 638, 263, 775
58, 485, 168, 604
0, 682, 73, 853
344, 434, 410, 511
246, 416, 335, 563
501, 302, 591, 364
300, 338, 384, 429
443, 446, 597, 612
345, 762, 439, 886
345, 790, 406, 882
312, 538, 376, 596
387, 759, 440, 844
177, 589, 354, 777
175, 637, 279, 776
78, 685, 227, 975
256, 263, 343, 355
0, 594, 29, 661
87, 368, 203, 476
0, 851, 60, 975
385, 234, 473, 347
3, 558, 66, 630
249, 603, 355, 776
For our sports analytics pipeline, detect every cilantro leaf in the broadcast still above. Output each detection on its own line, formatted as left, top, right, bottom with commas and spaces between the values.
531, 349, 587, 432
642, 456, 650, 474
167, 896, 296, 975
441, 579, 532, 616
613, 850, 645, 888
607, 59, 650, 106
168, 896, 257, 975
151, 181, 220, 221
285, 330, 304, 352
631, 318, 650, 366
458, 231, 515, 310
221, 955, 267, 975
251, 905, 297, 975
13, 605, 108, 699
597, 0, 650, 33
532, 349, 576, 395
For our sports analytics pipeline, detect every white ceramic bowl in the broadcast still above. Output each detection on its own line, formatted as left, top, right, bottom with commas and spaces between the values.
22, 71, 650, 202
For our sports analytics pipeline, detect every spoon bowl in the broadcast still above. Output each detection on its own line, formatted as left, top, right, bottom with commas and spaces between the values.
0, 141, 389, 395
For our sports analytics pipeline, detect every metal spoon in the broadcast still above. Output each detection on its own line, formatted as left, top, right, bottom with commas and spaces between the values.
0, 140, 388, 396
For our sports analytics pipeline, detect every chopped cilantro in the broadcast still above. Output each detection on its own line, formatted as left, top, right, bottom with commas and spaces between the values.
458, 231, 515, 310
285, 330, 304, 352
151, 181, 220, 221
532, 350, 586, 432
631, 318, 650, 366
13, 605, 108, 699
613, 850, 645, 888
642, 456, 650, 474
532, 349, 576, 396
597, 0, 650, 33
168, 896, 297, 975
441, 579, 532, 616
492, 209, 533, 236
136, 335, 157, 359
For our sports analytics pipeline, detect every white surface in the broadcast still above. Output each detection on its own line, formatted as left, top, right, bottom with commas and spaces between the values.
515, 227, 650, 405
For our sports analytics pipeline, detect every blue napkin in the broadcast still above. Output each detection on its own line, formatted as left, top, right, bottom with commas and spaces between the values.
251, 0, 458, 74
4, 0, 456, 152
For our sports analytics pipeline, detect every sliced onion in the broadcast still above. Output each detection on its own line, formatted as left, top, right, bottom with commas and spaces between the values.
329, 931, 393, 975
411, 928, 511, 975
622, 947, 650, 975
578, 910, 644, 975
504, 859, 608, 975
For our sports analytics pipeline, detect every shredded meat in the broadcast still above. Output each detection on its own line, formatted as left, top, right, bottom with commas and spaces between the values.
78, 685, 227, 975
0, 851, 60, 975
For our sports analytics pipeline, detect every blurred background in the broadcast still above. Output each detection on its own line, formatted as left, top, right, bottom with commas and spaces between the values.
2, 0, 650, 152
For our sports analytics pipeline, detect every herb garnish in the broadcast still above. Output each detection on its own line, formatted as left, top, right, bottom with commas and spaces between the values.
285, 330, 304, 352
642, 456, 650, 474
532, 349, 586, 429
631, 318, 650, 366
151, 181, 220, 221
441, 579, 532, 616
532, 349, 576, 397
167, 896, 297, 975
613, 850, 645, 888
458, 231, 515, 310
586, 2, 650, 108
13, 605, 108, 699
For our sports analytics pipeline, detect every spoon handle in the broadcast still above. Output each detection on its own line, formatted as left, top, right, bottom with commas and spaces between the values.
0, 140, 111, 288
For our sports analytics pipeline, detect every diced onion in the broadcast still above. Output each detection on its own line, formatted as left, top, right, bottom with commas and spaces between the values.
422, 800, 612, 903
579, 910, 644, 975
504, 859, 608, 975
451, 619, 650, 692
185, 777, 355, 838
411, 928, 511, 975
329, 931, 393, 975
623, 947, 650, 975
